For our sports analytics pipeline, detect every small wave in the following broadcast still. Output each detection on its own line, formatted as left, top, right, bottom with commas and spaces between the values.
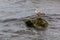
1, 18, 18, 23
0, 14, 60, 22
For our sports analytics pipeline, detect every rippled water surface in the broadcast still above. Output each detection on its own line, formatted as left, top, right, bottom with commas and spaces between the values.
0, 0, 60, 40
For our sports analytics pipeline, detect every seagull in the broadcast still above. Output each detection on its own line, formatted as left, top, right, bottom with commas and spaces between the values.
35, 9, 45, 16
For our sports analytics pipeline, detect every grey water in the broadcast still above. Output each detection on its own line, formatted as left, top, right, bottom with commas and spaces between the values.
0, 0, 60, 40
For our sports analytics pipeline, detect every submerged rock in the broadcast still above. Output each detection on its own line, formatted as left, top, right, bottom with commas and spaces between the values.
25, 18, 48, 30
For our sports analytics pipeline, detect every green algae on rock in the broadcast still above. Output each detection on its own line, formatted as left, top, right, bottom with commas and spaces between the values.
25, 18, 48, 30
25, 9, 48, 30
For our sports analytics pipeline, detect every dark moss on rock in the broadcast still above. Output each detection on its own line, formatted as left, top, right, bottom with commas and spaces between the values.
25, 20, 35, 28
25, 18, 48, 30
35, 18, 48, 28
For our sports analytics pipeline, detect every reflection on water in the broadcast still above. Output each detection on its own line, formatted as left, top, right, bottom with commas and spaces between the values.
0, 0, 60, 40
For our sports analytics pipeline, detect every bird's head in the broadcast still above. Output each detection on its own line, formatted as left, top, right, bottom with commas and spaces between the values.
35, 9, 40, 13
35, 9, 45, 16
35, 9, 42, 16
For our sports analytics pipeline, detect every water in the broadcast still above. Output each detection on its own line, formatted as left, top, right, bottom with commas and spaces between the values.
0, 0, 60, 40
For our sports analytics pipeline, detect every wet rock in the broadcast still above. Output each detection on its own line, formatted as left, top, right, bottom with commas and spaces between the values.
25, 18, 48, 30
25, 20, 35, 28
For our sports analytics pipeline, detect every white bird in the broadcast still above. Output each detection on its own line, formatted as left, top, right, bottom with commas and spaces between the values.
35, 9, 45, 16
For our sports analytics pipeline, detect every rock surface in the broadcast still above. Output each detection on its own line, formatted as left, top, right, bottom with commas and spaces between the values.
25, 17, 48, 30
